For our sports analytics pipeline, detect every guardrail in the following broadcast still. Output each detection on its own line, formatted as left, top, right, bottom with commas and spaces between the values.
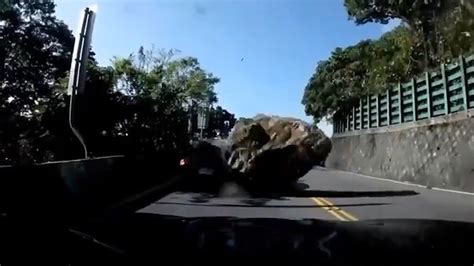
333, 54, 474, 134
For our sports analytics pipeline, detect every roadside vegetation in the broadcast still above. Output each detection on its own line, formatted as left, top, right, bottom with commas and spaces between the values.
302, 0, 474, 122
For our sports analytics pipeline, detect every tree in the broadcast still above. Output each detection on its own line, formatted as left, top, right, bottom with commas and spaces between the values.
302, 40, 374, 122
158, 50, 219, 136
302, 26, 421, 122
304, 0, 474, 123
0, 0, 74, 164
344, 0, 471, 66
113, 47, 219, 105
164, 56, 219, 105
366, 26, 422, 88
110, 46, 225, 155
436, 2, 474, 60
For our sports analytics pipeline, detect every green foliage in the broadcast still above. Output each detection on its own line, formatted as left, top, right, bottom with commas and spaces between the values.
112, 47, 219, 104
0, 0, 74, 164
163, 56, 219, 104
344, 0, 444, 25
110, 46, 222, 149
344, 0, 472, 65
303, 0, 474, 122
437, 3, 474, 60
302, 30, 416, 122
109, 47, 194, 156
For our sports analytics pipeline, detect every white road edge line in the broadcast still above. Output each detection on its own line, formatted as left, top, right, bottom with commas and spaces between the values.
317, 167, 474, 196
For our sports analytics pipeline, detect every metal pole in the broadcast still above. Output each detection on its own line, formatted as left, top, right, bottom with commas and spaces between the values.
411, 78, 417, 121
459, 55, 469, 110
69, 91, 88, 158
398, 83, 403, 123
441, 63, 449, 115
426, 72, 433, 117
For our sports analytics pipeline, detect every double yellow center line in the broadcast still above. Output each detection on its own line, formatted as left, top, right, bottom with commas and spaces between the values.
312, 197, 358, 221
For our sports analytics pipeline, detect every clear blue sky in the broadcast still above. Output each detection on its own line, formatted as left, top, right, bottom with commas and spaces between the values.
55, 0, 399, 136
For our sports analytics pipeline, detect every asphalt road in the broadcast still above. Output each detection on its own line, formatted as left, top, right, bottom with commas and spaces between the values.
138, 167, 474, 222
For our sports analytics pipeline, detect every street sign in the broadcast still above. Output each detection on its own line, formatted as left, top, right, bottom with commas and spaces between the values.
197, 108, 208, 130
67, 7, 96, 95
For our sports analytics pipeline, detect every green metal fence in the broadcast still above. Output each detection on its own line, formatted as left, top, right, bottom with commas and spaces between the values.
333, 54, 474, 134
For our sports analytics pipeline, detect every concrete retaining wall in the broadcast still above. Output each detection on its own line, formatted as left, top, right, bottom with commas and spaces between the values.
326, 111, 474, 192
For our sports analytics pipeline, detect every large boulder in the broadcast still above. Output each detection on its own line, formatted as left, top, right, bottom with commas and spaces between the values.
227, 115, 331, 186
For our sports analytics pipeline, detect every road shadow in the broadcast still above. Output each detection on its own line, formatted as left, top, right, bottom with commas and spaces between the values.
173, 180, 418, 204
174, 187, 418, 203
239, 198, 273, 206
293, 182, 310, 190
241, 180, 419, 198
186, 193, 275, 206
252, 189, 419, 198
188, 193, 213, 204
152, 201, 390, 208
